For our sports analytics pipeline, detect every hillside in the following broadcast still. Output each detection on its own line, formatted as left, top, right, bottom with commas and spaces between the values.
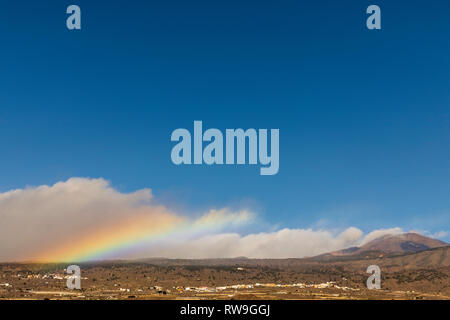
312, 233, 448, 261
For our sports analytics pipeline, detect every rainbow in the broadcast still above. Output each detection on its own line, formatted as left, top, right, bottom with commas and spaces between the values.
33, 209, 252, 262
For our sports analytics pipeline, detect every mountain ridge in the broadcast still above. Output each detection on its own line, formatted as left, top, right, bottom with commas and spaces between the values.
312, 232, 448, 262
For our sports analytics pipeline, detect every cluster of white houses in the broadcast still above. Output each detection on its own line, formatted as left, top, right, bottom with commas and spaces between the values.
171, 281, 359, 293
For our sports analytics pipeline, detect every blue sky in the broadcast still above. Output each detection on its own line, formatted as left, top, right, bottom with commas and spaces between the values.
0, 0, 449, 242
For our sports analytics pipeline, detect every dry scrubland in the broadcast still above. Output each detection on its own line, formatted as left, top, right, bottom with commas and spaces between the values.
1, 246, 449, 300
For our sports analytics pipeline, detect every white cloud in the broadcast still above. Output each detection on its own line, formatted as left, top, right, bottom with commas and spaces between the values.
424, 231, 449, 239
144, 227, 364, 259
0, 178, 168, 261
0, 178, 253, 262
0, 178, 409, 261
360, 227, 404, 245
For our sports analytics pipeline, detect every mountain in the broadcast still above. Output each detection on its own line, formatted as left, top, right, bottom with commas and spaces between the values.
313, 232, 448, 261
358, 233, 447, 253
375, 245, 450, 269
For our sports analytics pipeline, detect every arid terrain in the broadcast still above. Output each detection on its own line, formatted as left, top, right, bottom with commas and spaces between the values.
1, 234, 449, 300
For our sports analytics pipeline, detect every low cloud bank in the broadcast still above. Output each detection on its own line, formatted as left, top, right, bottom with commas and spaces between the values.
137, 227, 405, 259
0, 178, 419, 261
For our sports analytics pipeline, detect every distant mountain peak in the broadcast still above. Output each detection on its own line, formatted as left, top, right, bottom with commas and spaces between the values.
360, 232, 447, 254
314, 232, 448, 261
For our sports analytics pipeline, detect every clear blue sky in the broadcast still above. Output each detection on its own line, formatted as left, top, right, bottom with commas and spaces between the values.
0, 0, 449, 240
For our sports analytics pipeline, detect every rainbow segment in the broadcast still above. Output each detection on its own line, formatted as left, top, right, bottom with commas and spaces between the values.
34, 209, 252, 262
